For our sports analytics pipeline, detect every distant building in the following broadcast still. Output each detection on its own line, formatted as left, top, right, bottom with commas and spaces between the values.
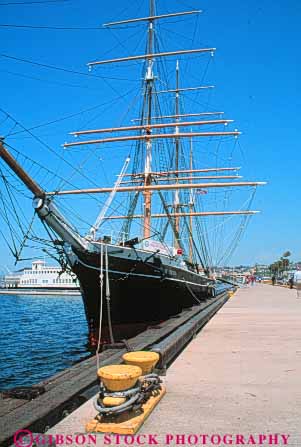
2, 260, 79, 290
0, 274, 5, 288
3, 272, 21, 288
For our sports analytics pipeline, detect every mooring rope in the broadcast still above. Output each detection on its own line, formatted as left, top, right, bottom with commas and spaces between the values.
94, 374, 162, 416
105, 244, 115, 344
96, 243, 104, 371
184, 281, 202, 304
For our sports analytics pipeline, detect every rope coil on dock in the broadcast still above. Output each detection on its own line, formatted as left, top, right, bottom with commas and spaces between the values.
93, 373, 162, 416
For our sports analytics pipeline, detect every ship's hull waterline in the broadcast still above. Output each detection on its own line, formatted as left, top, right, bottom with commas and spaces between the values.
0, 288, 81, 296
69, 243, 217, 346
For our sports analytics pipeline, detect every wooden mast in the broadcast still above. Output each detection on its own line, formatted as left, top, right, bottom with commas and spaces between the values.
189, 134, 193, 263
174, 60, 180, 248
143, 0, 155, 239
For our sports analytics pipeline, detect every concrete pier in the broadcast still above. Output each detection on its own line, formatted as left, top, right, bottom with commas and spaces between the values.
48, 284, 301, 445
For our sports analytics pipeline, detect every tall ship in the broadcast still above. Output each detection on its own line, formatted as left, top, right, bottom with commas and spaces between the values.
0, 1, 265, 346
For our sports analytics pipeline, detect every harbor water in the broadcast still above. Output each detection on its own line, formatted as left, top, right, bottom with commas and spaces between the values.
0, 294, 90, 390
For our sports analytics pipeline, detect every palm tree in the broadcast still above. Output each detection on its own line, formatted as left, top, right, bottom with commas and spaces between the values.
269, 262, 279, 274
282, 251, 291, 274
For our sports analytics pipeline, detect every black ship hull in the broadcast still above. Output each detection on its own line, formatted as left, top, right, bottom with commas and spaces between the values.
69, 243, 217, 346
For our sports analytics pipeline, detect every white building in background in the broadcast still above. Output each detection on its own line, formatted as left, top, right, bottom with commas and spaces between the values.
3, 260, 80, 290
3, 272, 21, 288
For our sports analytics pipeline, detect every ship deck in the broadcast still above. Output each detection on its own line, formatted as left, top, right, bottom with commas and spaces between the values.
47, 284, 301, 444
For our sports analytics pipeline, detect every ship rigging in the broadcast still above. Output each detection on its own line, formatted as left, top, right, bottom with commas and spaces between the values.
0, 0, 265, 346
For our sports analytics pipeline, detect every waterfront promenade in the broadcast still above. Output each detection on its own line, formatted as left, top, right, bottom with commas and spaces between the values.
48, 284, 301, 445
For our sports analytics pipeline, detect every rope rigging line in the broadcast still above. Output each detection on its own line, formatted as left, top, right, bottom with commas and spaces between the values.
96, 243, 104, 371
0, 0, 70, 5
0, 114, 9, 127
7, 95, 138, 137
149, 35, 216, 268
1, 145, 164, 247
106, 34, 174, 241
4, 120, 18, 138
194, 192, 213, 268
0, 192, 19, 257
0, 227, 19, 257
0, 179, 43, 263
192, 187, 257, 268
1, 147, 117, 238
216, 139, 241, 257
0, 24, 104, 30
14, 212, 36, 262
1, 115, 165, 240
150, 34, 179, 242
156, 188, 184, 256
1, 180, 29, 238
52, 88, 138, 190
103, 0, 145, 29
39, 219, 70, 259
182, 210, 207, 270
0, 54, 139, 83
217, 188, 257, 265
0, 69, 131, 92
106, 25, 147, 70
0, 170, 31, 200
3, 143, 109, 210
0, 6, 256, 274
105, 244, 114, 344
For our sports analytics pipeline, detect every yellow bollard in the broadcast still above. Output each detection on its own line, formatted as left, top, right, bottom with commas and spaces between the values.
122, 351, 160, 375
97, 364, 142, 392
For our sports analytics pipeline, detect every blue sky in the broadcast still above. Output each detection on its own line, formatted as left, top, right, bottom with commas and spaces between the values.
0, 0, 300, 269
